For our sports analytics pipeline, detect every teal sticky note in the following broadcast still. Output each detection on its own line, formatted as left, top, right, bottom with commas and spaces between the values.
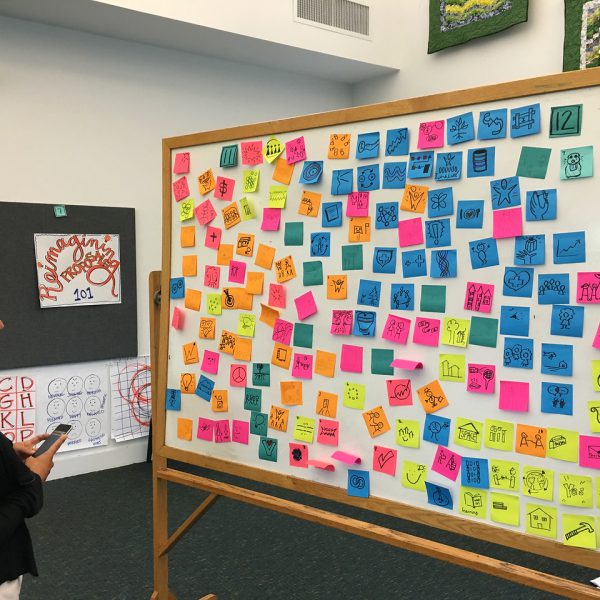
53, 205, 67, 218
250, 412, 268, 436
420, 284, 446, 312
560, 146, 593, 180
284, 221, 304, 246
259, 437, 278, 462
550, 105, 582, 138
342, 245, 363, 270
371, 348, 394, 375
303, 260, 323, 285
516, 147, 551, 179
469, 316, 498, 348
293, 323, 314, 348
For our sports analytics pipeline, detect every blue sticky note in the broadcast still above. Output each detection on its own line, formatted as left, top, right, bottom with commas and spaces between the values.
258, 437, 278, 462
425, 482, 453, 509
553, 231, 585, 264
252, 363, 270, 387
510, 103, 541, 138
321, 202, 343, 227
500, 306, 530, 337
550, 305, 584, 337
469, 237, 499, 269
428, 187, 454, 218
356, 132, 380, 159
357, 280, 382, 307
467, 147, 495, 177
503, 267, 534, 297
244, 387, 262, 411
331, 169, 353, 195
373, 247, 397, 274
514, 235, 545, 266
170, 277, 185, 299
408, 151, 434, 179
390, 283, 414, 311
166, 389, 181, 411
457, 200, 484, 229
357, 164, 380, 191
382, 162, 407, 189
540, 382, 573, 416
375, 202, 399, 229
447, 112, 475, 145
525, 189, 557, 221
423, 414, 451, 446
490, 176, 520, 209
435, 151, 463, 181
461, 457, 489, 489
385, 128, 409, 156
310, 232, 330, 257
541, 343, 573, 376
401, 249, 427, 278
195, 375, 215, 401
503, 337, 534, 369
298, 161, 323, 184
250, 411, 268, 436
353, 311, 376, 337
425, 218, 452, 248
478, 108, 507, 140
430, 249, 457, 278
348, 470, 370, 498
538, 274, 570, 304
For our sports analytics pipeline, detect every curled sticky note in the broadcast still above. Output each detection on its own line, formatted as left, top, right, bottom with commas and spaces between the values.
390, 359, 423, 370
308, 459, 335, 471
331, 450, 362, 465
171, 307, 184, 330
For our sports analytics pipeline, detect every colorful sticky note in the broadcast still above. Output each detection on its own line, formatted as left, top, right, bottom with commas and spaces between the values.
469, 238, 499, 269
342, 245, 363, 270
425, 482, 453, 509
294, 291, 317, 320
447, 112, 474, 145
493, 207, 522, 239
563, 514, 596, 548
373, 445, 397, 475
467, 364, 496, 394
576, 272, 600, 304
579, 435, 600, 469
431, 445, 462, 481
413, 317, 441, 346
401, 184, 428, 213
418, 120, 444, 149
390, 284, 414, 311
439, 353, 465, 382
347, 191, 370, 215
289, 442, 308, 467
395, 419, 420, 448
232, 420, 249, 445
498, 380, 529, 412
559, 473, 593, 507
423, 414, 451, 446
454, 417, 483, 450
398, 217, 424, 247
310, 232, 330, 257
382, 162, 407, 189
347, 470, 369, 498
459, 487, 487, 519
517, 146, 551, 179
525, 189, 557, 221
343, 382, 365, 410
510, 103, 540, 138
490, 459, 520, 492
560, 146, 593, 180
484, 419, 514, 451
362, 406, 391, 438
408, 151, 434, 178
385, 128, 409, 156
171, 307, 184, 330
466, 146, 495, 177
272, 156, 294, 184
261, 207, 281, 231
525, 504, 557, 539
469, 316, 498, 348
477, 108, 507, 140
317, 419, 339, 446
420, 284, 446, 313
241, 141, 263, 166
402, 461, 427, 491
516, 426, 547, 459
416, 379, 449, 414
258, 437, 278, 462
541, 343, 573, 376
554, 231, 586, 264
293, 416, 315, 443
490, 492, 519, 526
340, 344, 363, 373
441, 317, 470, 348
196, 417, 214, 441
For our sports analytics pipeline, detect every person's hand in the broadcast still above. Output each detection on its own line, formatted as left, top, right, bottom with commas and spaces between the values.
25, 435, 67, 481
13, 434, 50, 460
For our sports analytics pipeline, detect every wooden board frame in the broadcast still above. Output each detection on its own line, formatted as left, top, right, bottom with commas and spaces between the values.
153, 70, 600, 599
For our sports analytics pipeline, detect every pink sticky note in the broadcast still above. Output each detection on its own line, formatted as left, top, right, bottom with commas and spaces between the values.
464, 282, 494, 313
214, 420, 231, 443
173, 152, 190, 174
171, 307, 184, 330
173, 176, 190, 201
382, 314, 411, 344
386, 379, 413, 406
228, 260, 246, 284
308, 459, 335, 471
398, 217, 424, 247
579, 435, 600, 469
390, 359, 423, 370
195, 199, 217, 225
499, 380, 529, 412
269, 283, 286, 308
295, 291, 317, 320
289, 443, 308, 468
241, 140, 263, 166
272, 318, 293, 345
593, 322, 600, 349
417, 120, 445, 149
331, 450, 361, 465
577, 272, 600, 304
493, 206, 522, 239
204, 226, 222, 249
317, 419, 339, 446
431, 445, 461, 481
204, 265, 220, 289
346, 192, 369, 217
230, 364, 247, 388
261, 207, 281, 231
412, 317, 441, 346
201, 350, 220, 374
292, 353, 313, 379
197, 418, 214, 441
285, 136, 306, 164
466, 364, 495, 394
232, 420, 249, 444
213, 176, 235, 201
340, 344, 363, 373
373, 445, 397, 476
331, 310, 353, 335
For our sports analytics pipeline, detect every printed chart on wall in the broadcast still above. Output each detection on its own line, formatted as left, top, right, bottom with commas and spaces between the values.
165, 84, 600, 552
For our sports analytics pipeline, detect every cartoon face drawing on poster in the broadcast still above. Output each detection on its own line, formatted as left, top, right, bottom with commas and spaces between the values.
67, 376, 83, 395
47, 378, 67, 397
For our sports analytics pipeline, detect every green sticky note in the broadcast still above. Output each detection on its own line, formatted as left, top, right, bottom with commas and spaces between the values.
284, 221, 304, 246
549, 104, 582, 138
459, 487, 487, 519
239, 197, 256, 221
559, 473, 593, 507
237, 313, 256, 337
269, 185, 287, 208
438, 353, 465, 382
342, 245, 363, 270
525, 503, 557, 539
179, 199, 194, 221
293, 323, 313, 348
560, 145, 593, 180
343, 382, 365, 409
293, 416, 315, 443
402, 460, 427, 491
53, 205, 67, 218
546, 428, 578, 462
454, 417, 482, 450
468, 316, 498, 348
220, 144, 238, 167
588, 401, 600, 432
522, 466, 554, 502
441, 317, 470, 348
243, 387, 262, 411
250, 412, 268, 436
516, 146, 551, 179
252, 363, 270, 387
258, 436, 278, 462
420, 284, 446, 312
371, 348, 394, 375
242, 169, 259, 193
490, 459, 520, 492
490, 492, 519, 526
207, 293, 222, 315
484, 419, 514, 452
395, 419, 420, 448
303, 260, 323, 285
562, 514, 596, 548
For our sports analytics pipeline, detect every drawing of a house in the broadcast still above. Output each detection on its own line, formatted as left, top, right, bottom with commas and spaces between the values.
441, 359, 460, 378
548, 435, 566, 450
457, 421, 479, 443
528, 507, 553, 531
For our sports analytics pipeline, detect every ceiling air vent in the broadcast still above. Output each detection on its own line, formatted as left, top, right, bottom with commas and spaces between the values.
294, 0, 371, 40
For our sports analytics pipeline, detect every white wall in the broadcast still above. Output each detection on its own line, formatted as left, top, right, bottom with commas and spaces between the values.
0, 15, 350, 478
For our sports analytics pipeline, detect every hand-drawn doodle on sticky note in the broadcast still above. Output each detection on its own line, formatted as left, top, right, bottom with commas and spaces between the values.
550, 305, 584, 337
331, 310, 353, 336
220, 145, 238, 168
416, 379, 448, 413
441, 317, 470, 348
484, 420, 514, 452
201, 349, 219, 374
503, 338, 533, 370
579, 435, 600, 470
241, 140, 263, 166
454, 417, 483, 450
525, 189, 557, 222
173, 152, 190, 174
553, 231, 586, 265
343, 381, 365, 410
413, 316, 441, 346
456, 200, 484, 229
352, 311, 376, 337
427, 188, 454, 219
467, 147, 495, 177
264, 137, 283, 163
373, 445, 397, 475
252, 363, 270, 388
490, 460, 519, 491
395, 419, 420, 448
348, 470, 370, 498
418, 120, 444, 149
525, 503, 557, 539
299, 161, 324, 185
560, 146, 593, 180
179, 199, 194, 222
331, 169, 353, 196
432, 445, 462, 481
197, 169, 216, 195
425, 218, 451, 248
321, 201, 343, 227
356, 131, 380, 159
510, 103, 540, 138
285, 136, 306, 164
298, 190, 321, 218
401, 184, 428, 213
357, 279, 381, 307
347, 192, 370, 217
222, 202, 241, 230
386, 378, 412, 406
477, 108, 507, 140
173, 176, 190, 202
503, 267, 533, 297
372, 247, 397, 274
447, 112, 474, 145
269, 185, 288, 209
382, 162, 407, 189
328, 133, 351, 159
538, 273, 570, 305
375, 202, 399, 230
170, 277, 185, 299
425, 482, 453, 509
348, 216, 371, 242
214, 176, 235, 201
422, 414, 450, 446
289, 442, 308, 467
541, 382, 573, 416
577, 272, 600, 303
382, 315, 411, 345
385, 128, 409, 156
490, 176, 520, 209
316, 391, 338, 418
514, 235, 545, 266
357, 165, 380, 192
196, 417, 214, 441
460, 487, 488, 519
469, 238, 499, 269
461, 457, 490, 489
439, 354, 465, 382
435, 151, 462, 182
390, 283, 414, 311
327, 274, 347, 300
467, 363, 496, 394
401, 249, 427, 278
550, 104, 582, 137
317, 418, 339, 446
408, 152, 434, 179
430, 249, 457, 279
464, 282, 494, 313
258, 437, 278, 461
291, 353, 313, 380
232, 420, 249, 445
541, 343, 573, 376
242, 169, 260, 193
362, 406, 391, 438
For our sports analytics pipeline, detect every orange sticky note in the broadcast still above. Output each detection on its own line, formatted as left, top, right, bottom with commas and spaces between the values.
274, 256, 297, 283
255, 244, 276, 270
272, 157, 294, 184
401, 184, 429, 213
298, 190, 322, 217
281, 381, 303, 406
217, 244, 234, 266
246, 271, 264, 295
182, 342, 199, 365
218, 330, 237, 355
198, 168, 215, 195
327, 275, 347, 300
211, 389, 229, 412
198, 317, 216, 340
180, 226, 195, 248
416, 380, 449, 413
272, 343, 292, 369
269, 405, 289, 432
177, 418, 193, 441
315, 350, 336, 378
222, 287, 253, 310
222, 202, 241, 230
328, 133, 351, 159
362, 406, 391, 438
182, 255, 197, 277
316, 390, 338, 418
515, 424, 547, 458
236, 233, 255, 257
260, 303, 280, 327
233, 337, 252, 361
185, 289, 202, 311
348, 217, 371, 242
180, 372, 197, 394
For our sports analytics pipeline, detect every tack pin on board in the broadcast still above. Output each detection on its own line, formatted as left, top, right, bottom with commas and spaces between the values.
53, 205, 67, 218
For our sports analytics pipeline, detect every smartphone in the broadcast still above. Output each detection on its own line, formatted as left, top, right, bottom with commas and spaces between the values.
32, 423, 72, 457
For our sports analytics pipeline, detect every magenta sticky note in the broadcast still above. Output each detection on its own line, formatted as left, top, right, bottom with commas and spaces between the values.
261, 207, 281, 231
292, 353, 313, 379
289, 443, 308, 468
228, 260, 246, 284
308, 459, 335, 471
418, 120, 445, 149
382, 314, 411, 344
295, 291, 317, 320
241, 140, 263, 166
431, 445, 461, 481
213, 176, 235, 201
398, 217, 424, 247
390, 359, 423, 370
373, 445, 397, 476
173, 176, 190, 201
195, 199, 217, 226
340, 344, 363, 373
272, 318, 293, 345
171, 307, 184, 330
412, 317, 441, 346
204, 265, 220, 289
577, 272, 600, 304
173, 152, 190, 174
285, 136, 306, 164
464, 282, 494, 313
214, 420, 231, 443
317, 419, 339, 446
197, 418, 214, 441
493, 207, 523, 239
204, 225, 222, 249
232, 420, 249, 445
332, 450, 361, 465
331, 310, 353, 335
269, 283, 286, 308
201, 350, 220, 375
579, 435, 600, 469
593, 322, 600, 349
466, 363, 495, 394
346, 192, 370, 217
499, 380, 529, 412
230, 364, 247, 388
386, 379, 413, 406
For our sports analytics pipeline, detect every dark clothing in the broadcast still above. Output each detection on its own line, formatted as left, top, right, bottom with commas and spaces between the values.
0, 433, 43, 584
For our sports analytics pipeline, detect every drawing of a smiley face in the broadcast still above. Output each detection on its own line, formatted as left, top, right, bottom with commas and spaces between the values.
46, 398, 65, 418
67, 376, 83, 395
84, 374, 101, 393
66, 396, 83, 417
85, 418, 102, 438
48, 378, 67, 396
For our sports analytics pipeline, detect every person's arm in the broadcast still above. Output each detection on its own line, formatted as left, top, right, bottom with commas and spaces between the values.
0, 474, 43, 544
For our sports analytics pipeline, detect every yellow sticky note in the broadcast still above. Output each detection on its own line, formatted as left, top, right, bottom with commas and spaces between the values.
588, 400, 600, 432
206, 293, 222, 315
438, 353, 465, 382
182, 255, 197, 277
343, 382, 365, 410
362, 406, 391, 438
211, 389, 228, 412
268, 405, 289, 432
395, 419, 420, 448
237, 313, 256, 337
280, 381, 303, 406
525, 504, 557, 539
180, 225, 195, 248
246, 271, 264, 295
522, 466, 554, 502
239, 197, 256, 221
593, 360, 600, 391
272, 157, 294, 184
264, 137, 284, 163
314, 350, 336, 378
177, 418, 193, 441
254, 244, 276, 270
563, 514, 596, 548
402, 460, 427, 491
184, 289, 202, 311
597, 477, 600, 508
559, 473, 593, 507
454, 417, 482, 450
546, 428, 579, 462
484, 419, 514, 452
269, 185, 287, 208
179, 199, 194, 221
441, 317, 470, 348
490, 459, 520, 492
298, 190, 321, 217
294, 416, 315, 443
316, 390, 338, 419
243, 169, 259, 193
459, 487, 487, 519
490, 492, 519, 526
